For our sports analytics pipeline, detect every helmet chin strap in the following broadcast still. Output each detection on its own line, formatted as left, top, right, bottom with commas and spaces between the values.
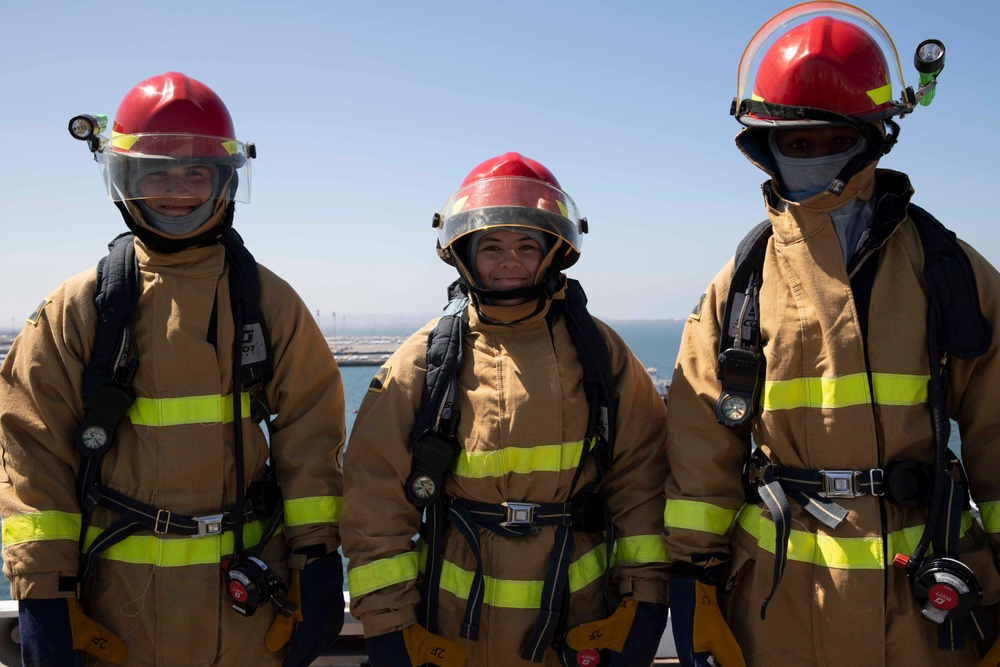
461, 273, 564, 326
116, 199, 235, 254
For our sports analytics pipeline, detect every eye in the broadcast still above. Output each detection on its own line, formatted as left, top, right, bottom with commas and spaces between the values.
143, 171, 168, 183
518, 243, 541, 253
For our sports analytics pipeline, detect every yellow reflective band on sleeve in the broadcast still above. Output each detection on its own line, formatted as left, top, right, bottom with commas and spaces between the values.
762, 373, 928, 411
664, 499, 738, 536
867, 83, 893, 105
737, 504, 973, 570
347, 551, 420, 598
81, 518, 277, 567
615, 535, 670, 564
1, 510, 81, 546
437, 544, 609, 609
283, 496, 342, 526
452, 439, 592, 479
978, 502, 1000, 534
128, 392, 251, 427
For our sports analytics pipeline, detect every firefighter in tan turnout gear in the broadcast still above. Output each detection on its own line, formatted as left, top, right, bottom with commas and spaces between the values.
663, 3, 1000, 666
342, 152, 669, 666
0, 72, 346, 666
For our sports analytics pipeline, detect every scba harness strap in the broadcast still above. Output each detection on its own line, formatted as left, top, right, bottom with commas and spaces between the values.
72, 230, 282, 595
409, 278, 618, 663
717, 187, 994, 648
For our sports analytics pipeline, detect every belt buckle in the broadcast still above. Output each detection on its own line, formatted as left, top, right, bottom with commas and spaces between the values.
819, 470, 862, 498
500, 502, 539, 527
193, 514, 225, 538
154, 509, 172, 534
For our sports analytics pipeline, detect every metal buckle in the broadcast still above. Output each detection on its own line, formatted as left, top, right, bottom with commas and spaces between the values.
193, 514, 225, 538
818, 470, 863, 498
868, 468, 885, 497
500, 502, 540, 527
154, 509, 172, 534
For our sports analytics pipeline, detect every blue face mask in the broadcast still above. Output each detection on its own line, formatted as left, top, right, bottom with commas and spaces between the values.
769, 132, 869, 201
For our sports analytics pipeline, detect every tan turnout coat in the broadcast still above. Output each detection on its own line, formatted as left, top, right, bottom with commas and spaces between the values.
343, 285, 669, 667
664, 166, 1000, 666
0, 236, 345, 666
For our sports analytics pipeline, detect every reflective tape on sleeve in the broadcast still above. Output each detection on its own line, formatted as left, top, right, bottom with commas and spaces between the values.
347, 551, 420, 597
615, 535, 670, 564
664, 499, 738, 536
1, 510, 81, 546
978, 502, 1000, 534
283, 496, 342, 526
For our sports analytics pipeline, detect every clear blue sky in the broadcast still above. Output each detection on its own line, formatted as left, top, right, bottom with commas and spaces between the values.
2, 0, 997, 330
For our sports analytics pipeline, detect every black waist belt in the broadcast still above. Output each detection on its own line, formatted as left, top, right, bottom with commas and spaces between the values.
747, 452, 940, 508
745, 450, 956, 620
456, 493, 606, 535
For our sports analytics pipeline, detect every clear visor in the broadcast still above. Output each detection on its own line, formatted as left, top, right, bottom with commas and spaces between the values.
95, 133, 251, 204
736, 1, 909, 117
438, 176, 584, 253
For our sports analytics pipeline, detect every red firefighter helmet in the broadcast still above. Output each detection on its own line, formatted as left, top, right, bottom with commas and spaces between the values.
101, 72, 253, 203
435, 152, 587, 268
733, 2, 911, 127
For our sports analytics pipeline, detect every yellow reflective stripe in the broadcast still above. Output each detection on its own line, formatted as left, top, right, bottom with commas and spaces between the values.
348, 552, 420, 597
867, 82, 893, 105
128, 392, 251, 427
438, 544, 609, 609
615, 535, 670, 564
762, 373, 928, 411
81, 518, 276, 567
871, 372, 929, 406
979, 502, 1000, 533
2, 510, 81, 546
452, 439, 591, 479
664, 499, 738, 536
284, 496, 341, 526
1, 512, 278, 567
737, 504, 973, 570
220, 139, 238, 156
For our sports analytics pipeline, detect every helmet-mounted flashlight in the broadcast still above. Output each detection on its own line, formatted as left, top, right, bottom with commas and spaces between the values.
912, 40, 945, 107
68, 114, 107, 141
68, 114, 108, 153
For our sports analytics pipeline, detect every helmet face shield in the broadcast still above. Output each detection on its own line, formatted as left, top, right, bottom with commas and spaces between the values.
438, 176, 583, 255
98, 133, 251, 203
735, 1, 910, 126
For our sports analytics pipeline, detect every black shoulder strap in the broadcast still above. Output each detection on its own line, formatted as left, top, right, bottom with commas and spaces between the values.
83, 232, 139, 397
411, 280, 469, 444
719, 220, 772, 356
220, 229, 273, 392
562, 278, 617, 469
908, 205, 992, 359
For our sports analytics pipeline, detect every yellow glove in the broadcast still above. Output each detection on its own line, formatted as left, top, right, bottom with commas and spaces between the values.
566, 597, 638, 653
265, 569, 302, 651
401, 623, 467, 667
692, 581, 742, 662
978, 637, 1000, 667
68, 599, 127, 662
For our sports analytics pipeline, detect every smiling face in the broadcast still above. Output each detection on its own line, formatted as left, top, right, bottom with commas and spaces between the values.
772, 125, 863, 159
136, 165, 215, 217
474, 230, 544, 305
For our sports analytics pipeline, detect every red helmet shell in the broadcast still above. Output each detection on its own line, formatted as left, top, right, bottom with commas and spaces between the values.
460, 152, 562, 189
112, 72, 236, 158
753, 16, 892, 118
